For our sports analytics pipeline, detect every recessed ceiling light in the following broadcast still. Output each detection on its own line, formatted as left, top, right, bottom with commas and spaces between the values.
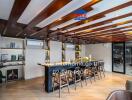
127, 31, 132, 34
57, 18, 62, 21
84, 30, 92, 32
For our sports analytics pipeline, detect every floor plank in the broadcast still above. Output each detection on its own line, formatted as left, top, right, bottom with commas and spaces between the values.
0, 72, 132, 100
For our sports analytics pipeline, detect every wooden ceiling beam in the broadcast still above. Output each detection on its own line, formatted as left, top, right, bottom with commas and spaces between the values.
67, 17, 132, 38
83, 25, 132, 37
65, 12, 132, 37
53, 1, 132, 36
74, 23, 132, 38
78, 35, 111, 42
30, 0, 102, 37
17, 0, 71, 36
49, 0, 102, 29
80, 29, 132, 39
2, 0, 31, 35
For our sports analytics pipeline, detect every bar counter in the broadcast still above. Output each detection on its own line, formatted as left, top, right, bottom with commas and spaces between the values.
40, 61, 95, 93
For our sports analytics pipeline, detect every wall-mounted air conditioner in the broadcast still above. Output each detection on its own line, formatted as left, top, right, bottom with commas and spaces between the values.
27, 39, 43, 48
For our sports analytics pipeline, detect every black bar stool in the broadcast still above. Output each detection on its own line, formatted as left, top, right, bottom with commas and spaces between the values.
98, 61, 105, 78
91, 61, 100, 81
73, 66, 83, 90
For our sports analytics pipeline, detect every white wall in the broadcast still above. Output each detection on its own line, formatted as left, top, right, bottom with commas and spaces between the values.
65, 43, 75, 62
0, 37, 86, 80
0, 37, 45, 80
81, 45, 86, 57
85, 43, 112, 72
50, 41, 62, 63
24, 48, 45, 79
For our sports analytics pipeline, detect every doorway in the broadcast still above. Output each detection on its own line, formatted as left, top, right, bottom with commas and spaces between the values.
112, 42, 132, 75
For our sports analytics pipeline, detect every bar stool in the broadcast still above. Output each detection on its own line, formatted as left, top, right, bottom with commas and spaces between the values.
83, 62, 93, 85
74, 66, 83, 90
98, 61, 105, 78
52, 69, 69, 98
67, 64, 83, 90
91, 61, 100, 81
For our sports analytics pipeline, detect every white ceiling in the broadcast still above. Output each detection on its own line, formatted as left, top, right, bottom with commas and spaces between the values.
36, 0, 91, 28
87, 0, 129, 17
75, 23, 113, 33
112, 16, 132, 23
17, 0, 53, 24
61, 5, 132, 33
50, 0, 130, 31
0, 0, 15, 20
0, 0, 131, 33
50, 19, 79, 31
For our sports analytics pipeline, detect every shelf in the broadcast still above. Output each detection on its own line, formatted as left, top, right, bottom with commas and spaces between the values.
45, 49, 50, 51
0, 60, 25, 63
0, 64, 25, 68
1, 48, 23, 49
75, 51, 81, 52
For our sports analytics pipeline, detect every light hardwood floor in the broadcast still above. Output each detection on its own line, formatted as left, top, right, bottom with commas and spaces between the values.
0, 72, 132, 100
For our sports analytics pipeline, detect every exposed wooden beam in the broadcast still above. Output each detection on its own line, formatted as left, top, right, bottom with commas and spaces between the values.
29, 0, 103, 37
73, 23, 132, 38
61, 1, 132, 32
49, 0, 102, 29
17, 0, 71, 36
30, 7, 94, 36
80, 24, 132, 38
80, 29, 132, 39
3, 0, 31, 35
66, 13, 132, 38
65, 13, 132, 37
50, 1, 132, 36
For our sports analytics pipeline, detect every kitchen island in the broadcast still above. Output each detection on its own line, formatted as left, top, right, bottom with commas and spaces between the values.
40, 61, 95, 93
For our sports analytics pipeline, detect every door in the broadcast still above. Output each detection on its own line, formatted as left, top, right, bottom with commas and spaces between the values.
112, 43, 125, 74
125, 42, 132, 75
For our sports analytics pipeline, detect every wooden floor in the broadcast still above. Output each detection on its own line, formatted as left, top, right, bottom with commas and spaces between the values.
0, 72, 132, 100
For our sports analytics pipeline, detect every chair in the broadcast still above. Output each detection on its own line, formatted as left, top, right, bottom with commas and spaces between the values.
0, 70, 6, 84
52, 69, 69, 98
98, 61, 105, 78
73, 67, 83, 90
106, 90, 132, 100
91, 61, 100, 81
67, 65, 83, 90
83, 62, 93, 85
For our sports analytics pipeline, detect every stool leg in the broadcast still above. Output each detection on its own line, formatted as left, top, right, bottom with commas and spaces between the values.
96, 68, 100, 80
80, 78, 83, 87
52, 77, 55, 92
67, 79, 70, 93
102, 67, 105, 77
84, 77, 87, 86
99, 68, 102, 79
93, 69, 96, 82
84, 70, 88, 86
88, 70, 92, 84
59, 75, 61, 98
74, 74, 77, 90
65, 75, 70, 93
